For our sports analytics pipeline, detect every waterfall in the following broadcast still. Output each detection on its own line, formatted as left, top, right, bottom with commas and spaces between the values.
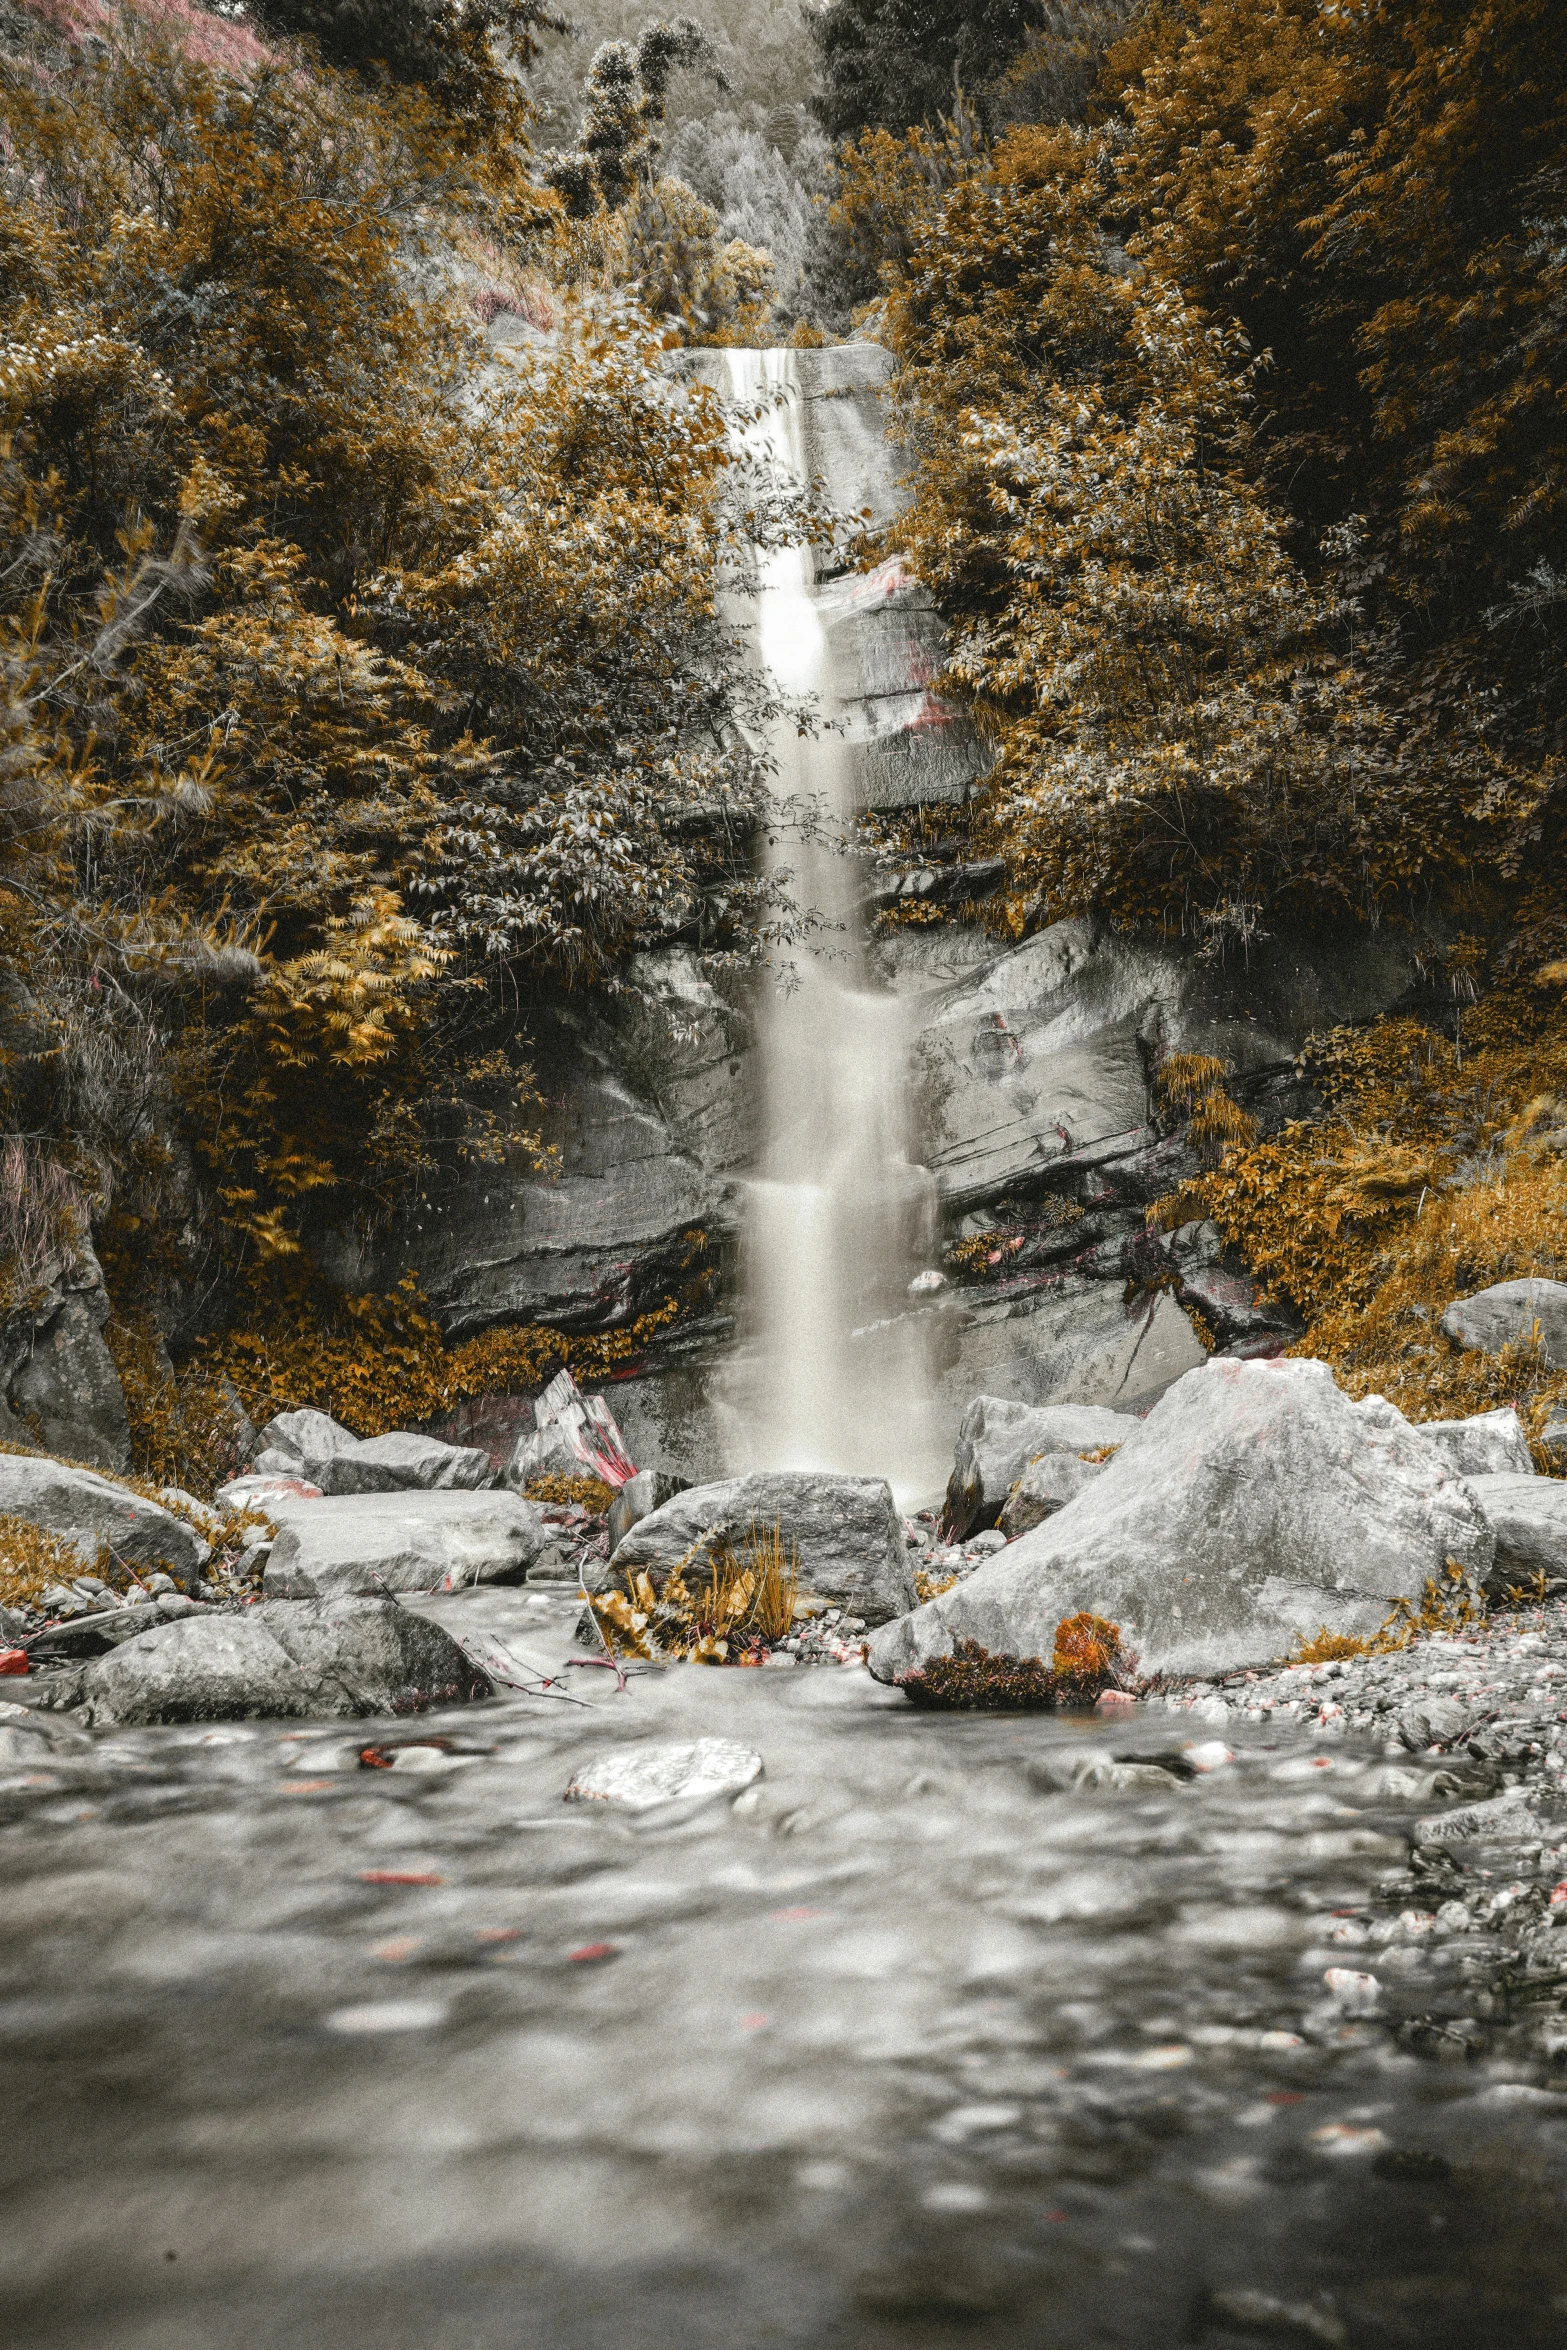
719, 349, 945, 1499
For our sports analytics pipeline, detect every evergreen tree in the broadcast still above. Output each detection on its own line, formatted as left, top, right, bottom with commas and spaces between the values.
541, 15, 726, 214
807, 0, 1040, 137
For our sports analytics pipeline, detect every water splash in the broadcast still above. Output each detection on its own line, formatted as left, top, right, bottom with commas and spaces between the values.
720, 350, 944, 1499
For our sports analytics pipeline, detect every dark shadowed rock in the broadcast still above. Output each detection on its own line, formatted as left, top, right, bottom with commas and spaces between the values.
26, 1593, 208, 1660
998, 1452, 1110, 1540
6, 1288, 131, 1474
315, 951, 746, 1346
909, 920, 1455, 1218
0, 1454, 204, 1580
1440, 1279, 1567, 1369
871, 1359, 1494, 1683
612, 1471, 913, 1624
53, 1597, 490, 1726
944, 1396, 1142, 1540
263, 1491, 552, 1598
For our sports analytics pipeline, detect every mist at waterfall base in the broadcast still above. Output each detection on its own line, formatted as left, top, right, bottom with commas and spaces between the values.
718, 350, 947, 1503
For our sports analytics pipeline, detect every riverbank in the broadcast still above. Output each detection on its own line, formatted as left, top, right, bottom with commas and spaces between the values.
5, 1584, 1567, 2346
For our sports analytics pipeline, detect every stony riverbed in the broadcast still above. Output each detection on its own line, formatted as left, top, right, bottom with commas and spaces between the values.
6, 1585, 1567, 2347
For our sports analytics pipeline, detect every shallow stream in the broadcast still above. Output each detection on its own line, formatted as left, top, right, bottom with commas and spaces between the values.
5, 1589, 1567, 2347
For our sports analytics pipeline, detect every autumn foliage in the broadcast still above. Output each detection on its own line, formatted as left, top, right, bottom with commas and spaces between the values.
0, 0, 799, 1339
841, 0, 1564, 949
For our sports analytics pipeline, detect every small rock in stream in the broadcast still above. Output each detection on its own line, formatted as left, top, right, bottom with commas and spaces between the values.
564, 1737, 763, 1811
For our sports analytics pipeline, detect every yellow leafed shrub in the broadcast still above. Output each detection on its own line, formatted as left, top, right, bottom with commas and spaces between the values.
1159, 980, 1567, 1449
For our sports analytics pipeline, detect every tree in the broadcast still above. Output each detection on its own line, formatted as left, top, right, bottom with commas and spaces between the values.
807, 0, 1041, 138
666, 110, 830, 321
541, 14, 726, 214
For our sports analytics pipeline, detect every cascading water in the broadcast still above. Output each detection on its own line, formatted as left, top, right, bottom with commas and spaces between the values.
719, 350, 945, 1497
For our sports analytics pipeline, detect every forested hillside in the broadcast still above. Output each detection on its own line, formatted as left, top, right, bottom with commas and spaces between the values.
2, 0, 1566, 1481
0, 0, 827, 1474
806, 0, 1567, 1428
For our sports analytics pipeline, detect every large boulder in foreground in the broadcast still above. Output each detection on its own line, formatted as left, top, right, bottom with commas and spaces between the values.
263, 1491, 551, 1598
611, 1471, 913, 1625
50, 1597, 490, 1727
0, 1454, 205, 1581
1440, 1279, 1567, 1369
870, 1358, 1495, 1683
944, 1397, 1142, 1540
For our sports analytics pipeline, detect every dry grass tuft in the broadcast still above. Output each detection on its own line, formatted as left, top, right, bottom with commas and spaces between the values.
915, 1564, 962, 1603
1292, 1561, 1487, 1664
592, 1519, 801, 1664
0, 1140, 93, 1313
1294, 1627, 1379, 1664
1051, 1611, 1123, 1687
0, 1513, 95, 1609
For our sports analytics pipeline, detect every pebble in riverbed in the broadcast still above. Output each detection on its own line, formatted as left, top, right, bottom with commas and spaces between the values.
907, 1514, 1007, 1600
1146, 1596, 1567, 2049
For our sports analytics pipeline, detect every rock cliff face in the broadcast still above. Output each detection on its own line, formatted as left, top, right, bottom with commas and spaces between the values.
317, 349, 1461, 1480
1, 1241, 131, 1473
322, 948, 752, 1346
797, 344, 988, 812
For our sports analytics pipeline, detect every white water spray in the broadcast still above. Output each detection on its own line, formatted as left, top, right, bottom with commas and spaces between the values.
720, 351, 944, 1497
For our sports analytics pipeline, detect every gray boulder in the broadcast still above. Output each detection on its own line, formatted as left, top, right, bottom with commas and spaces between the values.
502, 1419, 585, 1493
998, 1452, 1110, 1540
1398, 1696, 1474, 1752
870, 1358, 1495, 1684
1465, 1472, 1567, 1592
51, 1597, 490, 1727
263, 1490, 552, 1599
0, 1699, 93, 1766
944, 1396, 1142, 1540
1440, 1278, 1567, 1369
0, 1454, 204, 1581
1416, 1790, 1545, 1845
611, 1471, 913, 1624
315, 1431, 493, 1496
1416, 1407, 1534, 1479
607, 1467, 692, 1555
252, 1408, 359, 1483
